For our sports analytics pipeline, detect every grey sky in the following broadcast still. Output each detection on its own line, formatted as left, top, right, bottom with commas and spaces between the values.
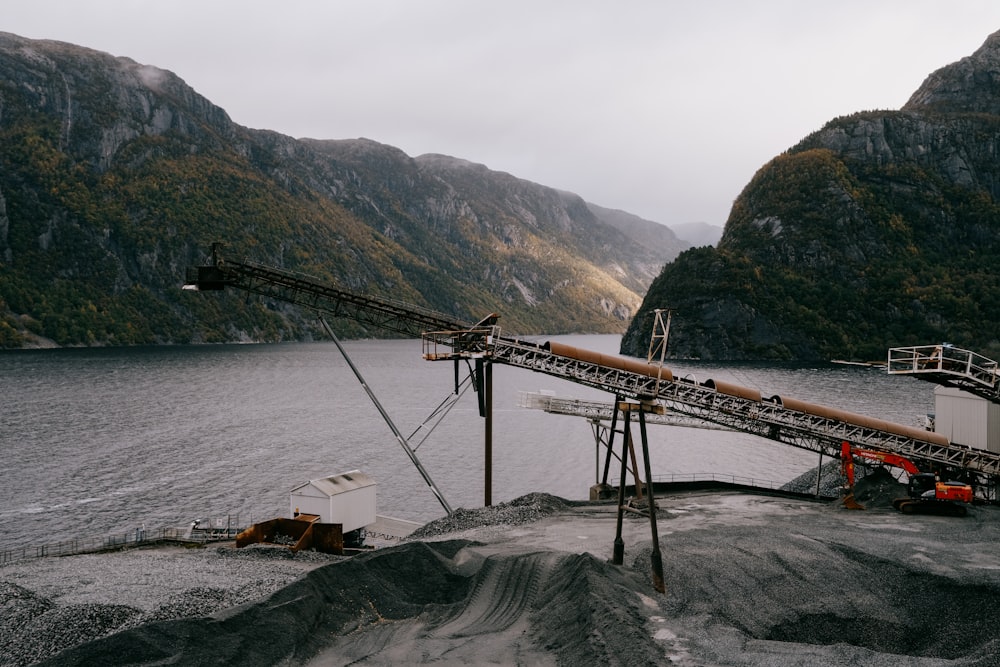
5, 1, 1000, 227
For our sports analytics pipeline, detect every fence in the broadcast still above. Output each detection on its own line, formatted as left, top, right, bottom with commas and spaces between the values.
649, 472, 786, 490
0, 515, 249, 565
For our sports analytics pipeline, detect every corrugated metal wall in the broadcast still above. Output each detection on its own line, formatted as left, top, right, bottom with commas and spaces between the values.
934, 387, 1000, 452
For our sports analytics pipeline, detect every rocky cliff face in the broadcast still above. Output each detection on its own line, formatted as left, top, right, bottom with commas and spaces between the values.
301, 142, 683, 314
622, 29, 1000, 361
0, 35, 239, 166
0, 32, 684, 347
905, 31, 1000, 115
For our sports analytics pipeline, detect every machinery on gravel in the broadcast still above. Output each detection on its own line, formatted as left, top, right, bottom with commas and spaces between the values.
841, 441, 973, 516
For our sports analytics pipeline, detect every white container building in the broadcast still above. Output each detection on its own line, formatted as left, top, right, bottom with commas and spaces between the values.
289, 470, 376, 534
934, 386, 1000, 453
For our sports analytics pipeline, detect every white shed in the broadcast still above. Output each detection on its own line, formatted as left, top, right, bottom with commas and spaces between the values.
289, 470, 376, 534
934, 386, 1000, 453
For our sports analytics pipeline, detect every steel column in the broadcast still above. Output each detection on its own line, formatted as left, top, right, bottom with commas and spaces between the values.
639, 406, 665, 593
612, 407, 630, 566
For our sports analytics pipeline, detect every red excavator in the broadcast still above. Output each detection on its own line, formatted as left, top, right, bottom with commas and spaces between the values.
840, 441, 973, 516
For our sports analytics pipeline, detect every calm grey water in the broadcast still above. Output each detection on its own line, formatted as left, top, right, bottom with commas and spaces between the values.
0, 335, 935, 550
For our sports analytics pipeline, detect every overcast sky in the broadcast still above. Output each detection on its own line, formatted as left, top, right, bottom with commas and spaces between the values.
5, 2, 1000, 228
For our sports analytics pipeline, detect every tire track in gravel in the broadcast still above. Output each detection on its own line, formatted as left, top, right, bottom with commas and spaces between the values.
310, 548, 564, 665
429, 550, 560, 638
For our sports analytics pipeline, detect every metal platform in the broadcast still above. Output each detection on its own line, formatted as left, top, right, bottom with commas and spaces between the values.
888, 345, 1000, 403
518, 391, 730, 431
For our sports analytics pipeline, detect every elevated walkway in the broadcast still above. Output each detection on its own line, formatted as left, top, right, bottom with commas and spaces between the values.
518, 391, 730, 431
888, 345, 1000, 404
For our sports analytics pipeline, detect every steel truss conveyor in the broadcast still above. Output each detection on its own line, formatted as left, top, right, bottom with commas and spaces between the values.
185, 245, 469, 337
424, 329, 1000, 498
517, 391, 730, 432
186, 248, 1000, 499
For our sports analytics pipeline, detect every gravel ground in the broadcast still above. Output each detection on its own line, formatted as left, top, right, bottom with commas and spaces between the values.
5, 487, 1000, 666
1, 543, 343, 666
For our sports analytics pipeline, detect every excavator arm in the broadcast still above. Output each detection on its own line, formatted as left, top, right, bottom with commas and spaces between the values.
840, 441, 856, 489
848, 447, 920, 475
841, 440, 918, 509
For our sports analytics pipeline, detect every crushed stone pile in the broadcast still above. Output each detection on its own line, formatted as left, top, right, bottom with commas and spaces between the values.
6, 490, 1000, 666
781, 459, 907, 508
847, 466, 909, 508
409, 491, 571, 539
0, 543, 342, 666
781, 459, 846, 496
32, 540, 668, 667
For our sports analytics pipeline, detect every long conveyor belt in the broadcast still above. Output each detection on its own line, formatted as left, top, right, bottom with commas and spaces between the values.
187, 249, 1000, 498
426, 332, 1000, 488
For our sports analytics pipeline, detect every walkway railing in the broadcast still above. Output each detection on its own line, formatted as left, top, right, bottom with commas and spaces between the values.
649, 472, 787, 491
888, 345, 1000, 394
0, 516, 248, 565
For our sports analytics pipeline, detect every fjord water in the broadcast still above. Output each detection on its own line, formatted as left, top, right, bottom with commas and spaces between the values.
0, 335, 935, 549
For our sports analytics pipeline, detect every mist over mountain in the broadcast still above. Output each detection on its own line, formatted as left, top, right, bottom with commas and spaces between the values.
622, 29, 1000, 362
668, 222, 723, 248
0, 32, 683, 348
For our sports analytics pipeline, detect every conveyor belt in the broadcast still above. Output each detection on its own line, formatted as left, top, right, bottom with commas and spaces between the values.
185, 250, 468, 337
517, 391, 730, 431
186, 249, 1000, 498
493, 337, 1000, 479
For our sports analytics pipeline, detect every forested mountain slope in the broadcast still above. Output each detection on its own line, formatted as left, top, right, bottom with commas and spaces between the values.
0, 32, 684, 348
622, 29, 1000, 361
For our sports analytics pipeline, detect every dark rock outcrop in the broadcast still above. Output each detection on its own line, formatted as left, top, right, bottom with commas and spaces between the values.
623, 29, 1000, 361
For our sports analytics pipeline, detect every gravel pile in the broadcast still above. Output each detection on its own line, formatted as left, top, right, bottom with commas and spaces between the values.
408, 491, 570, 539
781, 459, 845, 496
846, 466, 909, 508
26, 537, 668, 666
780, 458, 901, 501
9, 489, 999, 666
0, 543, 343, 666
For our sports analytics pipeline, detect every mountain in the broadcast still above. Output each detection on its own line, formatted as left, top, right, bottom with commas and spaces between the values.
581, 201, 689, 263
622, 30, 1000, 361
0, 32, 683, 348
669, 222, 723, 248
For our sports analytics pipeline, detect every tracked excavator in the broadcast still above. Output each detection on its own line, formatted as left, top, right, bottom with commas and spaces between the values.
841, 441, 973, 516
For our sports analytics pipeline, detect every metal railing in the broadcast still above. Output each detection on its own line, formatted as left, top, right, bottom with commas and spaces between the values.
888, 345, 999, 390
649, 472, 786, 491
0, 517, 248, 565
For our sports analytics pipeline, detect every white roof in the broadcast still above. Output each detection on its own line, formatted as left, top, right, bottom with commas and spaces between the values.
290, 470, 375, 497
